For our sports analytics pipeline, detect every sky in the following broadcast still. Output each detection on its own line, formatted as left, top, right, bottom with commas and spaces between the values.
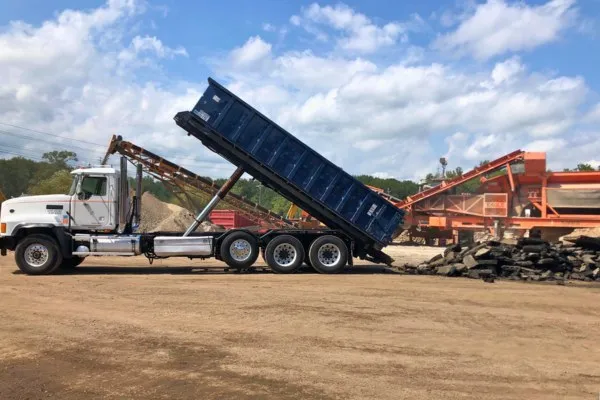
1, 0, 599, 180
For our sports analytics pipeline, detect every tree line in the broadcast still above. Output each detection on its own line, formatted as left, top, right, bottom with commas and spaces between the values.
1, 151, 598, 216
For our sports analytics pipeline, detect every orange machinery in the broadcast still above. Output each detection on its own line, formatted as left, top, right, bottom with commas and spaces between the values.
388, 151, 600, 241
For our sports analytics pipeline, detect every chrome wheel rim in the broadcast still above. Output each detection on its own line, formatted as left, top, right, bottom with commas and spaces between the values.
230, 239, 252, 262
24, 243, 49, 268
317, 243, 341, 267
273, 243, 297, 267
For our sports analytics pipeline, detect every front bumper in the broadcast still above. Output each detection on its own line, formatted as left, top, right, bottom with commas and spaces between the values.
0, 236, 15, 255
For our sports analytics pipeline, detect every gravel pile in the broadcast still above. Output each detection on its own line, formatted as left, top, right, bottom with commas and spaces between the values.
139, 192, 225, 233
139, 193, 172, 232
403, 236, 600, 283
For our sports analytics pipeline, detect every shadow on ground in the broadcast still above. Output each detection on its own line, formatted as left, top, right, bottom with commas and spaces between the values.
11, 264, 400, 276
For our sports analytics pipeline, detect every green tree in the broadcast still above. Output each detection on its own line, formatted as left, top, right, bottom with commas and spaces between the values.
0, 157, 40, 197
130, 176, 176, 203
576, 163, 594, 171
42, 151, 78, 168
354, 175, 419, 199
445, 167, 463, 179
564, 163, 595, 172
28, 170, 73, 195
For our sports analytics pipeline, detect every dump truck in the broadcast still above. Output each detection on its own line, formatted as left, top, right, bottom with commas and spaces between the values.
0, 78, 404, 275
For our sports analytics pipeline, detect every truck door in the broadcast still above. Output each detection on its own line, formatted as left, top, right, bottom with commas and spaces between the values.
72, 175, 112, 229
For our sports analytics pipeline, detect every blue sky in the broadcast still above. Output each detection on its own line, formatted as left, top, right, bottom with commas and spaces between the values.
1, 0, 599, 179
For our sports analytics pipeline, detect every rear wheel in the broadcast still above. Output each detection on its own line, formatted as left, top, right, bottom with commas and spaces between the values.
220, 231, 259, 269
308, 235, 348, 274
265, 235, 305, 274
15, 234, 63, 275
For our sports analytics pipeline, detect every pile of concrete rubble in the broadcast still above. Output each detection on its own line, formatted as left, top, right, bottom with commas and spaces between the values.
404, 236, 600, 283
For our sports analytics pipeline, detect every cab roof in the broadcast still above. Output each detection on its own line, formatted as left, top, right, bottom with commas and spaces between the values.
71, 166, 118, 175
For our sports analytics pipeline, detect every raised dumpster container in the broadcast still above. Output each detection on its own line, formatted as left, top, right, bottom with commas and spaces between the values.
175, 78, 404, 262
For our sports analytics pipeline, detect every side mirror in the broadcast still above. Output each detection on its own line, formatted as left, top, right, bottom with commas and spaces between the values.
75, 178, 89, 200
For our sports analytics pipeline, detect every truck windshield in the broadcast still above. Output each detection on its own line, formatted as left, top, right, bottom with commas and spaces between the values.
68, 175, 79, 195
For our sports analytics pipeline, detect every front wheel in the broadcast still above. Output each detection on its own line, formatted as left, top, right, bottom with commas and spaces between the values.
308, 235, 348, 274
15, 234, 63, 275
220, 231, 259, 269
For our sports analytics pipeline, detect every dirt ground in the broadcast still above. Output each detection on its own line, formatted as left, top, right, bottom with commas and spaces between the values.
1, 245, 600, 399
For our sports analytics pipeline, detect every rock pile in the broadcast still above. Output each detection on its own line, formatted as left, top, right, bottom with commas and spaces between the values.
139, 192, 225, 233
405, 236, 600, 283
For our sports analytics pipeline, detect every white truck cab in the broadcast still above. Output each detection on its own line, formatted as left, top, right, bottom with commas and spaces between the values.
0, 163, 141, 275
0, 166, 120, 238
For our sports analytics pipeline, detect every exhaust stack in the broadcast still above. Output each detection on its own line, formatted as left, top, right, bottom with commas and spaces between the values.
119, 156, 128, 232
134, 163, 143, 228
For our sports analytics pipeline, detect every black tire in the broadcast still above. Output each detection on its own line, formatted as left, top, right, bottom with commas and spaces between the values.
14, 234, 63, 275
264, 235, 305, 274
61, 256, 85, 269
219, 231, 259, 269
308, 235, 348, 274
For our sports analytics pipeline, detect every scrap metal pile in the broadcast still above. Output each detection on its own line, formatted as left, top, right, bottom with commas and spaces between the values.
404, 236, 600, 283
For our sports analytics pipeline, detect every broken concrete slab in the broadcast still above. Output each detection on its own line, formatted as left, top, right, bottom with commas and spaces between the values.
474, 247, 492, 259
463, 255, 478, 269
436, 265, 457, 277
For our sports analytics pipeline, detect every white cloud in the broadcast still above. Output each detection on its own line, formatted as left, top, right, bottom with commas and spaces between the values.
0, 0, 233, 176
293, 3, 424, 53
438, 1, 478, 28
585, 160, 600, 169
216, 40, 588, 177
444, 131, 470, 160
0, 1, 595, 182
262, 23, 276, 32
117, 35, 188, 66
352, 139, 388, 151
215, 21, 595, 179
372, 172, 393, 179
524, 138, 567, 152
585, 103, 600, 122
130, 35, 187, 58
543, 132, 600, 171
490, 56, 524, 85
435, 0, 577, 60
229, 36, 272, 66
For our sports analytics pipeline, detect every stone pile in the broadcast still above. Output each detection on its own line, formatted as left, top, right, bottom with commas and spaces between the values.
139, 192, 225, 233
405, 236, 600, 283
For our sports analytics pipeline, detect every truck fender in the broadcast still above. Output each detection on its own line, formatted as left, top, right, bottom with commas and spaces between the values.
11, 224, 73, 259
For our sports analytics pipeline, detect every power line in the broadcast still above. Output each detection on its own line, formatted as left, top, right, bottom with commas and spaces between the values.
0, 129, 104, 154
0, 142, 48, 156
0, 121, 105, 147
0, 143, 97, 164
0, 124, 233, 171
0, 122, 234, 169
0, 149, 45, 161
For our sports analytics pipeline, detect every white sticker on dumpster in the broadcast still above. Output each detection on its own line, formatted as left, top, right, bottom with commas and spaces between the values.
212, 95, 221, 103
193, 109, 211, 122
367, 204, 377, 216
